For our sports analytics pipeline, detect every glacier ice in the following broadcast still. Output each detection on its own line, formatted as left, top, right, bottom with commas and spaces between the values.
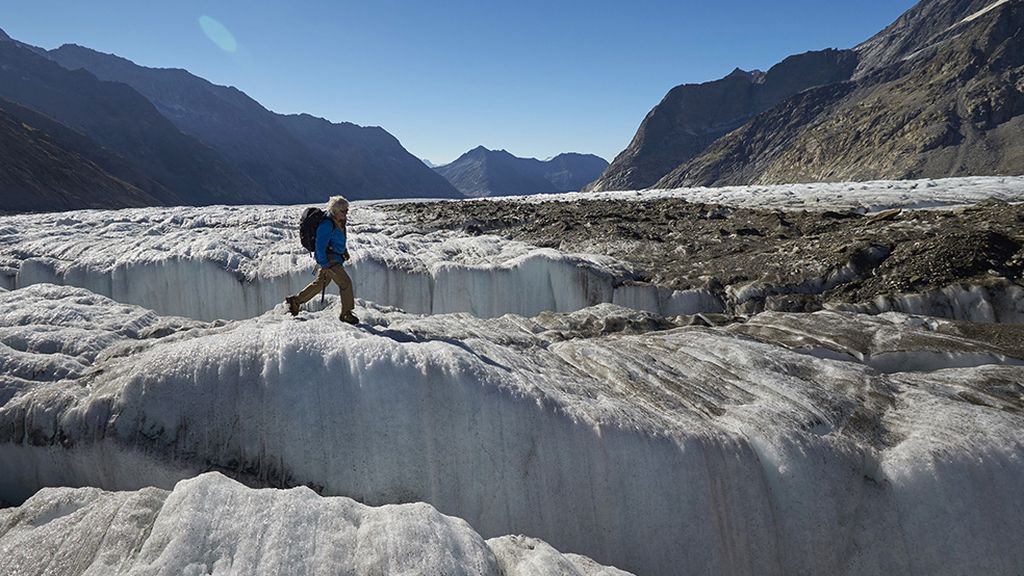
3, 176, 1023, 324
0, 471, 629, 575
1, 284, 1022, 576
545, 175, 1024, 212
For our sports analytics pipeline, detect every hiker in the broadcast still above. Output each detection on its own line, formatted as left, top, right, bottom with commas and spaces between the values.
285, 195, 359, 324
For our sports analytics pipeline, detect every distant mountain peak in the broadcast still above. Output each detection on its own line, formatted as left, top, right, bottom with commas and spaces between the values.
0, 28, 11, 42
56, 43, 126, 62
437, 146, 608, 197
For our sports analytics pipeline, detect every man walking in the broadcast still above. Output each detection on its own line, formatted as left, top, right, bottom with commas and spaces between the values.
286, 195, 358, 324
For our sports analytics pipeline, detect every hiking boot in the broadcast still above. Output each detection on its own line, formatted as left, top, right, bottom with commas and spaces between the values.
285, 296, 300, 316
339, 311, 359, 325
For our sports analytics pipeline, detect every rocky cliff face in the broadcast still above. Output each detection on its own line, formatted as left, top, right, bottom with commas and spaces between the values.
436, 147, 608, 197
659, 0, 1024, 188
585, 49, 858, 192
47, 45, 460, 202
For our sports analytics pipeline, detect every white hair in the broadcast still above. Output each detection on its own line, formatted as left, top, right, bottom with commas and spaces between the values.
326, 195, 349, 218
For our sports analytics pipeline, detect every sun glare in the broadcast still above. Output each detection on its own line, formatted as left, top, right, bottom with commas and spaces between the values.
198, 15, 237, 53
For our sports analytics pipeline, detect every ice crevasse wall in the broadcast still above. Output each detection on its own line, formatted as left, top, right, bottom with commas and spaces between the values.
0, 204, 722, 321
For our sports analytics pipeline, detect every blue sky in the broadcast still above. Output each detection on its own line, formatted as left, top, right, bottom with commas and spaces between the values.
2, 0, 916, 165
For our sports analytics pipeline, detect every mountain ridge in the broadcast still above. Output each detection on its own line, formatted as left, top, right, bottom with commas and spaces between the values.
585, 48, 859, 192
436, 146, 607, 197
46, 43, 460, 202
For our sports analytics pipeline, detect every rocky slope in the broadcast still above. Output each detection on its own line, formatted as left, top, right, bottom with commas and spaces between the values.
585, 49, 858, 191
854, 0, 999, 76
659, 0, 1024, 188
437, 146, 607, 197
46, 44, 460, 202
0, 36, 262, 207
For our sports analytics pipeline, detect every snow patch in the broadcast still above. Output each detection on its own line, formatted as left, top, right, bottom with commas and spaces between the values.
961, 0, 1011, 24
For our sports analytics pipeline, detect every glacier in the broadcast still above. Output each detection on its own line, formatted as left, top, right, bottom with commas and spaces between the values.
1, 284, 1022, 575
1, 177, 1023, 576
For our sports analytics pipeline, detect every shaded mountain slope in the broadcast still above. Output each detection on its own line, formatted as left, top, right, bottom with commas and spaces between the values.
0, 39, 262, 206
0, 99, 161, 211
585, 49, 858, 192
47, 44, 460, 201
437, 146, 608, 197
277, 113, 460, 200
658, 0, 1024, 187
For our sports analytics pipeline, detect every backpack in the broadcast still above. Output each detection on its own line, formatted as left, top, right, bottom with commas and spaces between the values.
299, 207, 328, 253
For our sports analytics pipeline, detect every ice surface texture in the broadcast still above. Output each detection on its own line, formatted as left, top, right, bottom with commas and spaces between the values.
1, 285, 1021, 576
0, 471, 628, 576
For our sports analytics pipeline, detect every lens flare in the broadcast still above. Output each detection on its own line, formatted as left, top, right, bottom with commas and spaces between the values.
198, 15, 238, 53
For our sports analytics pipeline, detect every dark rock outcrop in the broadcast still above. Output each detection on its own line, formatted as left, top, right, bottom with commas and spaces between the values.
436, 147, 608, 197
47, 44, 460, 202
658, 0, 1024, 188
586, 49, 858, 192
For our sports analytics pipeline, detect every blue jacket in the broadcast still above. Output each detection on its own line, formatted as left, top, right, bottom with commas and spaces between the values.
314, 219, 347, 268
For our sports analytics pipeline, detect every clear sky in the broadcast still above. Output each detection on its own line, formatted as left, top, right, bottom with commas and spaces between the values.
2, 0, 917, 165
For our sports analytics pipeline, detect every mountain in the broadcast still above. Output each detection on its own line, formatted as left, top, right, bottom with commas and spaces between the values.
46, 44, 460, 202
854, 0, 1000, 75
276, 113, 459, 200
657, 0, 1024, 188
586, 49, 858, 192
0, 98, 162, 211
436, 146, 608, 197
0, 37, 262, 207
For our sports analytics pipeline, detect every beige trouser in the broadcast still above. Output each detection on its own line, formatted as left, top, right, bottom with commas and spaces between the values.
294, 263, 355, 315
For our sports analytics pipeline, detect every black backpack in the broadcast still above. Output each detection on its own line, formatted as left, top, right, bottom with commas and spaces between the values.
299, 207, 328, 253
